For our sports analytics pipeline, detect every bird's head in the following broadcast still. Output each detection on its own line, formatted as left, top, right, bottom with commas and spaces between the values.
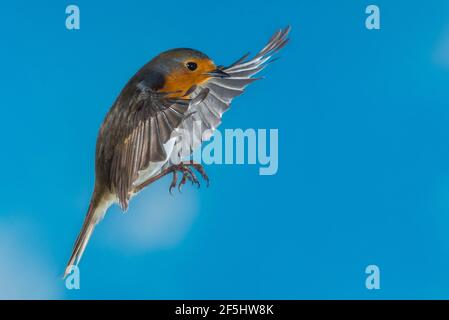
149, 48, 229, 97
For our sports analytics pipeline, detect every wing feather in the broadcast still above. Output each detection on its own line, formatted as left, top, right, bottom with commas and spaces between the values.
174, 26, 290, 160
96, 83, 194, 210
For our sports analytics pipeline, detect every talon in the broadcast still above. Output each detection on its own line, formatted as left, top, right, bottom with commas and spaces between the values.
169, 171, 178, 195
191, 164, 209, 187
178, 173, 188, 193
183, 166, 195, 184
185, 167, 200, 188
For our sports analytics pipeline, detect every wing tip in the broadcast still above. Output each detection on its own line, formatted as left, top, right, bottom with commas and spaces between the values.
225, 26, 291, 74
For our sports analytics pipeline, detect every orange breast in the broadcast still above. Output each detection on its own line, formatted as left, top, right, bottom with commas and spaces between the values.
158, 58, 216, 98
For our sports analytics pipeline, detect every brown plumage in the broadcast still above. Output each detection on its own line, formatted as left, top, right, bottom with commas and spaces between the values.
64, 26, 290, 278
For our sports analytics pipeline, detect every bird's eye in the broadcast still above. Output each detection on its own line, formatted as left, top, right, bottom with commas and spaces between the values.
186, 61, 198, 71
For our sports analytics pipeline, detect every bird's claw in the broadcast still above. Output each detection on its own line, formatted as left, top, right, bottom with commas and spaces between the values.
178, 173, 187, 193
169, 171, 178, 195
191, 163, 209, 187
167, 162, 209, 194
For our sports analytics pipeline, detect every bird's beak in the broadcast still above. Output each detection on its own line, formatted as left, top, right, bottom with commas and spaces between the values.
206, 68, 230, 78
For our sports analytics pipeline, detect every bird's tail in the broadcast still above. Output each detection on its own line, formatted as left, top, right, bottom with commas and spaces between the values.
63, 189, 111, 278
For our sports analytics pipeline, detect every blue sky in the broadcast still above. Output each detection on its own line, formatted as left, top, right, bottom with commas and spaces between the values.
1, 0, 449, 299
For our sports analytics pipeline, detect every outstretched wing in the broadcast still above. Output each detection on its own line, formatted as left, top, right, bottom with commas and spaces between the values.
174, 26, 290, 159
96, 80, 206, 210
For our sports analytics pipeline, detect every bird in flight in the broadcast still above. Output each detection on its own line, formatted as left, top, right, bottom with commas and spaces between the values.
64, 26, 290, 277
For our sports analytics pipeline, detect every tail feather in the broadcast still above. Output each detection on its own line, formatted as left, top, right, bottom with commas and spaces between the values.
64, 191, 111, 278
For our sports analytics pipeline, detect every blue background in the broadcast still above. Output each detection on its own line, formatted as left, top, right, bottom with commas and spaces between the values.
1, 0, 449, 299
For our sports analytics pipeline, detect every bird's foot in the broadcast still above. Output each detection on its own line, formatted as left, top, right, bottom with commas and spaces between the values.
169, 162, 209, 194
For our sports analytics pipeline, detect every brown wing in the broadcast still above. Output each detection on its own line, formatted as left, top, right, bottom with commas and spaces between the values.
174, 26, 290, 159
95, 80, 194, 210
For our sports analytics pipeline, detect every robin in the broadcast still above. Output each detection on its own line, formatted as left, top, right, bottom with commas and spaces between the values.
64, 26, 290, 277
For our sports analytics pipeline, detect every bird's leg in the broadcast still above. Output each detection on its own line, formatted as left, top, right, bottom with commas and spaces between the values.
176, 162, 209, 186
133, 166, 177, 194
133, 162, 209, 194
166, 162, 209, 191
